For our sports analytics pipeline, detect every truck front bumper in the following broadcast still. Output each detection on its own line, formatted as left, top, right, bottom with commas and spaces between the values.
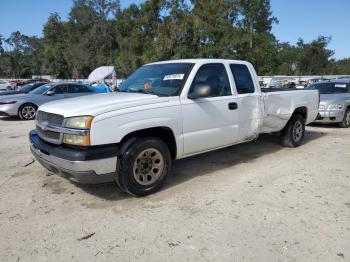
29, 130, 118, 184
315, 110, 345, 123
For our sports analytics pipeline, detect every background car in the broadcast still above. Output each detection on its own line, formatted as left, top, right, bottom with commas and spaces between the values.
15, 78, 50, 88
0, 80, 14, 91
0, 82, 95, 120
0, 82, 48, 96
309, 80, 350, 127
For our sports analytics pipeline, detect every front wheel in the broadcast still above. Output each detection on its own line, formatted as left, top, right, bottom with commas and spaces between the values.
338, 108, 350, 128
117, 137, 171, 196
280, 114, 306, 148
19, 104, 37, 120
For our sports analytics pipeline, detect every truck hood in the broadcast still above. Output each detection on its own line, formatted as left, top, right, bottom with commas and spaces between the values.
38, 92, 170, 117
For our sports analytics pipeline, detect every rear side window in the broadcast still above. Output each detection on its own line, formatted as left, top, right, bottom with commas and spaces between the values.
230, 64, 255, 94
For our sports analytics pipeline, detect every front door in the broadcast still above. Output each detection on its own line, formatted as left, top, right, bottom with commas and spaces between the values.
181, 63, 240, 156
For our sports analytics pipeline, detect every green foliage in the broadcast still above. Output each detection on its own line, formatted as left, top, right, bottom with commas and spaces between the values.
0, 0, 349, 78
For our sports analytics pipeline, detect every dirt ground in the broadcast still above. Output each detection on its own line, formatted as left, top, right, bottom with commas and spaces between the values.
0, 117, 349, 262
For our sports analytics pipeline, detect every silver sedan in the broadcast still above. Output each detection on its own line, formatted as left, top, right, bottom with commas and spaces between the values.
311, 79, 350, 128
0, 82, 95, 120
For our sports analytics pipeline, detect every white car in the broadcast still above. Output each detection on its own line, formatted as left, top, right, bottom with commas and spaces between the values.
0, 80, 13, 91
30, 59, 319, 196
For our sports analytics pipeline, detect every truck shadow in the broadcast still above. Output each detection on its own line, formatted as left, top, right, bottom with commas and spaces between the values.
166, 130, 324, 191
308, 123, 340, 129
77, 130, 325, 200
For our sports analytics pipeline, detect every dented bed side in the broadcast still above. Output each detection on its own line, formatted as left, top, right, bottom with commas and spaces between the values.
260, 90, 319, 134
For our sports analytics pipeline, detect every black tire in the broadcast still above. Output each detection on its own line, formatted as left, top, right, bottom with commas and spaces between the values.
117, 137, 171, 196
280, 114, 306, 148
19, 103, 37, 120
338, 108, 350, 128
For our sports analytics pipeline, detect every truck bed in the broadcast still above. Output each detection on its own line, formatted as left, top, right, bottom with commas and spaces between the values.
260, 89, 319, 134
261, 87, 302, 92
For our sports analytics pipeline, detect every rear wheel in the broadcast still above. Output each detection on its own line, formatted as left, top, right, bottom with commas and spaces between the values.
19, 104, 37, 120
117, 137, 171, 196
338, 108, 350, 128
280, 114, 306, 148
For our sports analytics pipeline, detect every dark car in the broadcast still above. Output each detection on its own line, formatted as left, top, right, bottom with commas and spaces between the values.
0, 82, 48, 96
14, 78, 50, 88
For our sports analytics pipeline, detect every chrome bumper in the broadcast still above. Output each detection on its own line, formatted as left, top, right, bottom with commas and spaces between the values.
30, 130, 118, 184
315, 110, 345, 123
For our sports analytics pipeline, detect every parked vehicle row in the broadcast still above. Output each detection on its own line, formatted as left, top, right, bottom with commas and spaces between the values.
0, 82, 109, 120
1, 59, 348, 197
0, 78, 51, 92
0, 82, 47, 96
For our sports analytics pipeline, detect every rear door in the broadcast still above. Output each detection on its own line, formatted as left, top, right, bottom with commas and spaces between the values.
181, 63, 240, 156
229, 63, 263, 140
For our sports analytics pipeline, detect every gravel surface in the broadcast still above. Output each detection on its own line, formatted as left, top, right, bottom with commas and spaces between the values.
0, 117, 349, 261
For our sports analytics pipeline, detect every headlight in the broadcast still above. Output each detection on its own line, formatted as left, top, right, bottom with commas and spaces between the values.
0, 101, 17, 105
63, 134, 90, 146
328, 104, 344, 110
63, 116, 93, 146
65, 116, 93, 129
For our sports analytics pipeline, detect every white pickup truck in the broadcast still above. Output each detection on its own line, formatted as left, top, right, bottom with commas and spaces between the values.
30, 59, 319, 196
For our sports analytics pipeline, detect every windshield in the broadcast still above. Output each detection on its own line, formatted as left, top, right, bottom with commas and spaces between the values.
118, 63, 194, 96
18, 83, 44, 93
309, 82, 349, 94
29, 83, 54, 94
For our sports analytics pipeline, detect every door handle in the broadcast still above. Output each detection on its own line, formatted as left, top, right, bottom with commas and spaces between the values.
228, 102, 238, 110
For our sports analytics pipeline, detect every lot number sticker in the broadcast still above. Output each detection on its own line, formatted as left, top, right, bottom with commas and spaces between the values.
163, 74, 185, 80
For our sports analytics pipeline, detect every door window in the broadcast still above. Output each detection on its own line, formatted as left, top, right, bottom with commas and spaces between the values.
190, 63, 231, 97
230, 64, 255, 94
53, 85, 67, 94
68, 84, 91, 93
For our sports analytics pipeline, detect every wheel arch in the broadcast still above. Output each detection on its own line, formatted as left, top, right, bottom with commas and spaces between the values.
292, 106, 308, 120
120, 126, 177, 160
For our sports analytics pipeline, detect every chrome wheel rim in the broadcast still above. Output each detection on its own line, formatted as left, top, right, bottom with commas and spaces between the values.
132, 148, 165, 186
293, 120, 303, 142
22, 105, 36, 120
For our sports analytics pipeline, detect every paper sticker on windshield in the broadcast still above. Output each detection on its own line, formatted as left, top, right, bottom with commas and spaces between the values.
163, 74, 184, 81
334, 84, 347, 88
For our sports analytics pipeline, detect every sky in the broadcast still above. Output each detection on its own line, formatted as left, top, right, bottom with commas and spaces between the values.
0, 0, 349, 59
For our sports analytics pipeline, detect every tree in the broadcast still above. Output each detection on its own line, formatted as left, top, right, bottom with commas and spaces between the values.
296, 37, 334, 75
1, 0, 349, 78
190, 0, 239, 58
42, 13, 70, 78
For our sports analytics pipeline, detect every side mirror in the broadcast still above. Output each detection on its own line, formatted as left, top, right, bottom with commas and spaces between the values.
46, 90, 55, 96
188, 84, 212, 99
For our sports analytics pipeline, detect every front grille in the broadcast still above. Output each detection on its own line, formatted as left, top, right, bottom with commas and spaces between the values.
36, 111, 64, 127
36, 111, 64, 144
36, 125, 60, 141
